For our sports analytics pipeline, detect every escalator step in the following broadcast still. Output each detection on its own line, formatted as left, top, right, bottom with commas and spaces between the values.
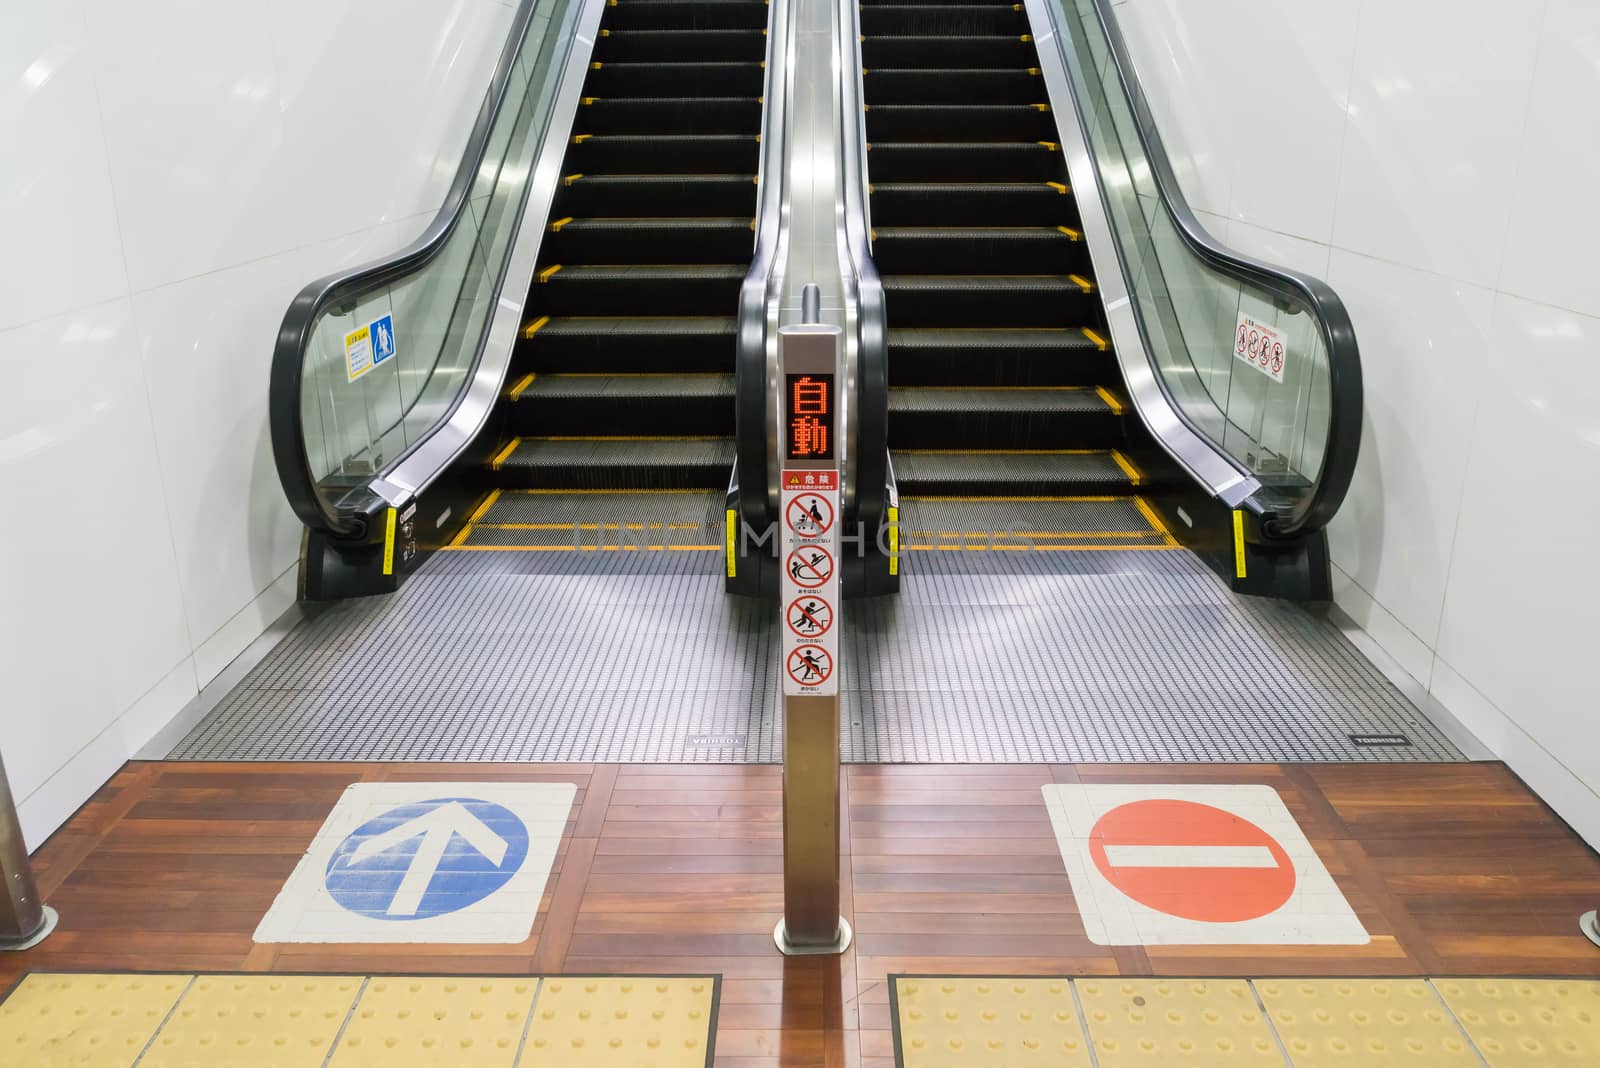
587, 61, 764, 97
596, 29, 766, 63
567, 133, 759, 174
577, 96, 762, 136
509, 374, 736, 436
536, 265, 746, 317
890, 385, 1125, 448
870, 182, 1076, 227
864, 0, 1029, 6
865, 103, 1052, 143
555, 174, 758, 218
888, 327, 1110, 386
860, 4, 1027, 36
867, 141, 1060, 181
863, 68, 1044, 105
893, 450, 1139, 496
607, 0, 771, 31
545, 218, 753, 265
518, 316, 738, 374
492, 437, 736, 490
882, 275, 1098, 327
862, 35, 1035, 68
872, 225, 1088, 274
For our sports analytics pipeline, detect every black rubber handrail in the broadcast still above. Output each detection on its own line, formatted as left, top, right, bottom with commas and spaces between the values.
1084, 0, 1362, 537
269, 0, 544, 538
734, 0, 793, 535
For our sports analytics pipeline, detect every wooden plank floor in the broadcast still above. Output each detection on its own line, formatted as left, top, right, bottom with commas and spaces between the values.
4, 760, 1599, 1066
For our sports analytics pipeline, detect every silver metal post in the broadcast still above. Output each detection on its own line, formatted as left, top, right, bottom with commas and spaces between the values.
0, 751, 56, 950
773, 317, 851, 956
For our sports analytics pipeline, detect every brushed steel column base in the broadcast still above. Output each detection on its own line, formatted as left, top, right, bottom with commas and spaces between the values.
0, 905, 57, 952
774, 917, 851, 956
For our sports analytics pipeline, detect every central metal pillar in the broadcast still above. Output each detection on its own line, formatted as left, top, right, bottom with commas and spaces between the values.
0, 751, 55, 951
773, 297, 850, 956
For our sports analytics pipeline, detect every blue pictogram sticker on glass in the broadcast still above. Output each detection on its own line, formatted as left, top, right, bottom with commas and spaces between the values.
323, 797, 529, 920
370, 313, 397, 366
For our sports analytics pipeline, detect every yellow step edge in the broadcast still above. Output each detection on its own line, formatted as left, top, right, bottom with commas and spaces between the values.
563, 172, 584, 186
572, 133, 591, 143
1068, 273, 1095, 293
1110, 449, 1145, 486
1021, 33, 1033, 42
507, 488, 722, 495
1058, 225, 1083, 240
537, 265, 562, 283
489, 438, 521, 470
522, 315, 552, 338
903, 494, 1133, 503
547, 216, 573, 232
466, 489, 502, 526
1046, 181, 1070, 194
1028, 66, 1041, 75
1134, 495, 1180, 545
1082, 327, 1109, 351
580, 96, 597, 106
508, 373, 537, 400
1095, 384, 1127, 415
475, 522, 706, 531
528, 434, 726, 442
1038, 140, 1060, 151
446, 544, 721, 553
904, 543, 1180, 553
1031, 102, 1051, 112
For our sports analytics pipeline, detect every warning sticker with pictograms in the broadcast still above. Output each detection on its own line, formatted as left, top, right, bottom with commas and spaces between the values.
780, 467, 840, 696
786, 644, 834, 688
786, 594, 834, 638
785, 544, 834, 589
1042, 783, 1368, 946
786, 492, 835, 539
1235, 312, 1288, 383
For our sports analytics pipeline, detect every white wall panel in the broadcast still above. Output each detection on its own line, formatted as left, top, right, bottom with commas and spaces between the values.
1116, 0, 1600, 841
0, 0, 128, 331
0, 300, 192, 803
1325, 250, 1487, 647
1333, 0, 1545, 290
1498, 0, 1600, 319
0, 0, 511, 846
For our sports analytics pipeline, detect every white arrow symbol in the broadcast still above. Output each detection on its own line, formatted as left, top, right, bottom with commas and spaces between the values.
347, 801, 510, 917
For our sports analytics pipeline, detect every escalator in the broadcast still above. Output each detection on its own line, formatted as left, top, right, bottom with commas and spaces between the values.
861, 0, 1170, 552
449, 0, 771, 551
847, 0, 1362, 595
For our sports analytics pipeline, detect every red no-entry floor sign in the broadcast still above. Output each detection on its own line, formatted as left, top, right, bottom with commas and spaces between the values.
1043, 784, 1369, 946
1088, 799, 1296, 923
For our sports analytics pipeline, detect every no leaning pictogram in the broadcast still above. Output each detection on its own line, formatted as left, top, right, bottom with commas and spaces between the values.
786, 595, 834, 638
786, 644, 833, 687
786, 492, 834, 538
786, 544, 834, 588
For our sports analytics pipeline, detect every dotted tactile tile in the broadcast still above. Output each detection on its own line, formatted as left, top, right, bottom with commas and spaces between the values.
140, 975, 361, 1068
0, 972, 191, 1068
521, 977, 716, 1067
1255, 979, 1478, 1066
1076, 978, 1284, 1065
1434, 978, 1600, 1065
325, 977, 538, 1067
893, 977, 1092, 1066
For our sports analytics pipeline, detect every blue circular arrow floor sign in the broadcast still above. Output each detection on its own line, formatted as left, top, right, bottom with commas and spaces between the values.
324, 797, 530, 920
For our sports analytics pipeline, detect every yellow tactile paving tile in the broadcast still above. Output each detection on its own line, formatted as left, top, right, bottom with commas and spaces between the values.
521, 976, 716, 1068
1435, 978, 1600, 1065
1255, 979, 1479, 1066
0, 972, 191, 1068
892, 977, 1092, 1066
325, 977, 538, 1068
140, 975, 362, 1068
1074, 979, 1284, 1065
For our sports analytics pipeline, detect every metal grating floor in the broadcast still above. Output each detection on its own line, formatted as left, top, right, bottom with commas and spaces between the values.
169, 546, 1463, 764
